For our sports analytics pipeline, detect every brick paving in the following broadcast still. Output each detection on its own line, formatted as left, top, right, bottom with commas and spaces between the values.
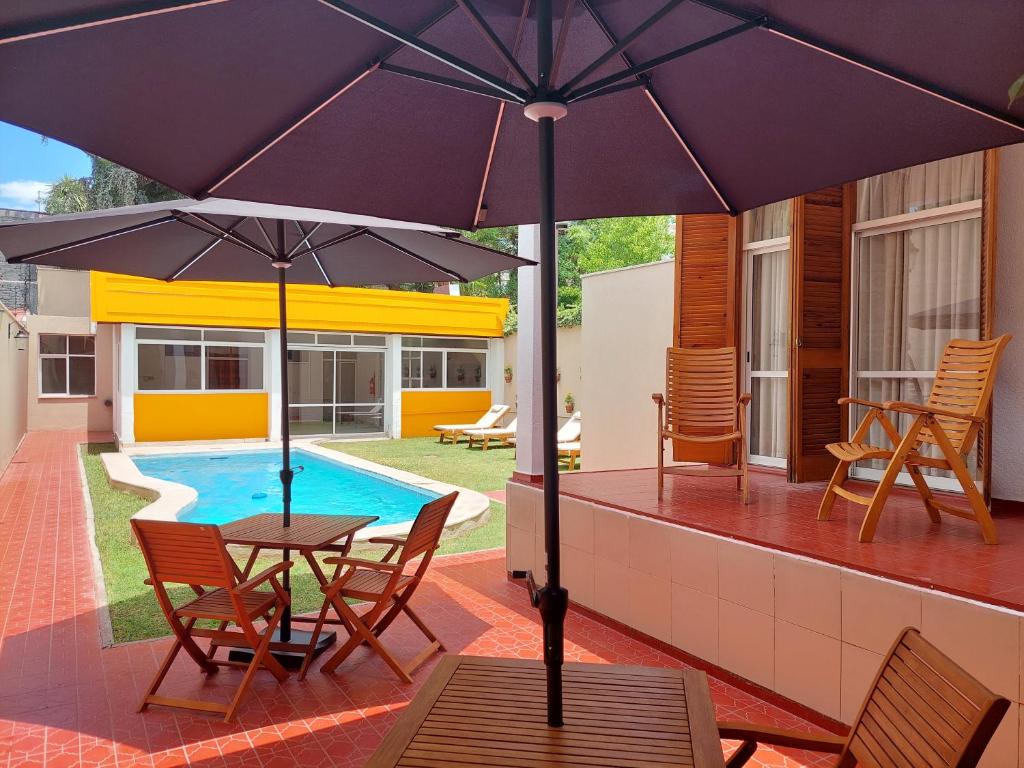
0, 431, 829, 767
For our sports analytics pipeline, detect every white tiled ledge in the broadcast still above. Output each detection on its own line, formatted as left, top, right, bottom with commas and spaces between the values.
102, 439, 490, 542
505, 481, 1024, 768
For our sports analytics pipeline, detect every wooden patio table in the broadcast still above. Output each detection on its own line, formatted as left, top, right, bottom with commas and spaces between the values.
219, 512, 378, 667
367, 655, 725, 767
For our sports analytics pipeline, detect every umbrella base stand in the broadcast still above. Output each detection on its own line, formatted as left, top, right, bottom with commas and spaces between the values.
229, 627, 337, 671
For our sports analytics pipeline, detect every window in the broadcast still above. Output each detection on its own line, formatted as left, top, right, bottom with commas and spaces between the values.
743, 201, 790, 466
136, 326, 265, 391
39, 334, 95, 396
851, 152, 983, 485
402, 336, 488, 389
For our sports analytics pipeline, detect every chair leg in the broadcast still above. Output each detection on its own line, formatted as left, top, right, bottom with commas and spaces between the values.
817, 460, 851, 522
859, 418, 924, 543
657, 438, 665, 501
930, 420, 999, 545
906, 463, 941, 524
225, 607, 287, 722
739, 436, 749, 505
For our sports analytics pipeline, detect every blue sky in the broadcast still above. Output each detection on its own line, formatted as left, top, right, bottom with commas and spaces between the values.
0, 121, 91, 211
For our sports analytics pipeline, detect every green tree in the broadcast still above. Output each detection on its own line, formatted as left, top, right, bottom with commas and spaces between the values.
44, 175, 89, 214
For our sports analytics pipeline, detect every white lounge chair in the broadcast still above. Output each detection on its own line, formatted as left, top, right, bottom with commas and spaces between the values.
507, 412, 582, 467
465, 418, 517, 450
433, 404, 510, 444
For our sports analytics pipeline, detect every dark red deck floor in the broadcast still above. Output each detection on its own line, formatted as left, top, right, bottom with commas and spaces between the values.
0, 432, 828, 767
550, 466, 1024, 610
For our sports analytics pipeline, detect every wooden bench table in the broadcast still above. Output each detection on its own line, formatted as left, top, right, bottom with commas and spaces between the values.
367, 655, 725, 767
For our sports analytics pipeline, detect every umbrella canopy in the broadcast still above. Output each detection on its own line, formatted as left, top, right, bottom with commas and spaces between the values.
0, 198, 529, 655
0, 2, 1022, 227
2, 0, 1023, 724
0, 198, 529, 284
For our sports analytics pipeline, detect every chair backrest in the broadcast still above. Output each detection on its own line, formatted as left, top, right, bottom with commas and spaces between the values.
477, 404, 510, 429
399, 492, 458, 565
840, 627, 1009, 768
558, 412, 582, 443
664, 347, 738, 436
132, 518, 236, 589
919, 335, 1011, 454
503, 417, 517, 432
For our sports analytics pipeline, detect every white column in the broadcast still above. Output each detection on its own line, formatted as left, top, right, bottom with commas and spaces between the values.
516, 224, 545, 477
267, 329, 282, 441
488, 336, 504, 406
117, 323, 136, 445
385, 335, 403, 438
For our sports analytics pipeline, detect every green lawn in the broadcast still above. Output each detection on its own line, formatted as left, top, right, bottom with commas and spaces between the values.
82, 437, 513, 643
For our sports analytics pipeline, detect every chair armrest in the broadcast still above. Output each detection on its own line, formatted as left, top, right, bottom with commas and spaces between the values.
368, 536, 407, 546
717, 721, 846, 754
323, 556, 402, 572
838, 396, 885, 409
652, 393, 664, 405
234, 561, 293, 593
738, 393, 752, 406
882, 400, 984, 422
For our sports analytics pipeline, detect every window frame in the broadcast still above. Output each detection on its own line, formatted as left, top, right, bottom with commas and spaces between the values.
400, 335, 490, 392
135, 325, 267, 393
848, 190, 984, 492
38, 333, 97, 398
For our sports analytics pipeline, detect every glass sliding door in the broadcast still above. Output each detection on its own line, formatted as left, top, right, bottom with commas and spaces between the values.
287, 346, 385, 436
743, 202, 791, 466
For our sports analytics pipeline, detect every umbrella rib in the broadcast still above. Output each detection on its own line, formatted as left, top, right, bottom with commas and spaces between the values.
202, 5, 460, 197
166, 216, 247, 281
364, 231, 468, 283
378, 63, 514, 103
424, 230, 537, 265
559, 0, 684, 94
549, 0, 576, 88
455, 0, 535, 91
0, 0, 225, 46
564, 17, 765, 102
288, 226, 367, 260
6, 215, 178, 263
474, 101, 505, 228
316, 0, 529, 103
690, 0, 1024, 134
253, 218, 277, 255
291, 221, 334, 287
578, 0, 735, 213
174, 211, 276, 260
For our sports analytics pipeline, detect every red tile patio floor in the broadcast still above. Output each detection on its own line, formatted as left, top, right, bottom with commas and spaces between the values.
546, 465, 1024, 611
0, 431, 830, 768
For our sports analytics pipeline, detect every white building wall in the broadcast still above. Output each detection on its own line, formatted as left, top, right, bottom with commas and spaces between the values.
580, 259, 675, 471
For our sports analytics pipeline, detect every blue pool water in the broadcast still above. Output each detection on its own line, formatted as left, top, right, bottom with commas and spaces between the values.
131, 449, 438, 526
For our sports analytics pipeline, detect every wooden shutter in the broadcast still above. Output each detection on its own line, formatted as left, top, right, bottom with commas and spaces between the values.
788, 185, 852, 482
673, 214, 740, 463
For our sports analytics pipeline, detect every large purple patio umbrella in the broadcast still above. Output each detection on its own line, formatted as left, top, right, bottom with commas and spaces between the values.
0, 197, 530, 654
1, 0, 1023, 724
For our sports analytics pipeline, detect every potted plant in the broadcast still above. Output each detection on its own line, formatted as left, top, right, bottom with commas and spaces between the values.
564, 392, 575, 414
504, 365, 513, 383
456, 365, 466, 383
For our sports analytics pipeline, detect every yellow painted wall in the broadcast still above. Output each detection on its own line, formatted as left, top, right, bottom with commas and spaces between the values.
92, 272, 507, 337
134, 393, 268, 442
401, 390, 493, 437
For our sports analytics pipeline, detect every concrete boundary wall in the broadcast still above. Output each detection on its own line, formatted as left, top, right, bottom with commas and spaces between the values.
0, 306, 28, 474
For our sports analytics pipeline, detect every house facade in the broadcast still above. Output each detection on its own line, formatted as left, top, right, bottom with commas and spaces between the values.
15, 268, 507, 445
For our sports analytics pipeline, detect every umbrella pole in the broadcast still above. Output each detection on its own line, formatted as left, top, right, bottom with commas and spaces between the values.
535, 0, 568, 729
276, 232, 293, 642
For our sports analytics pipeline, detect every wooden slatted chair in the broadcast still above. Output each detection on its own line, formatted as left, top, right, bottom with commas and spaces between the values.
719, 627, 1009, 767
818, 335, 1011, 544
310, 492, 458, 682
131, 518, 292, 722
653, 347, 750, 502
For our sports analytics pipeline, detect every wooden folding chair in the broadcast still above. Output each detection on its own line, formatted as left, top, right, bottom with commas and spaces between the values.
819, 336, 1011, 544
310, 492, 458, 682
131, 518, 292, 722
653, 347, 751, 502
719, 627, 1009, 767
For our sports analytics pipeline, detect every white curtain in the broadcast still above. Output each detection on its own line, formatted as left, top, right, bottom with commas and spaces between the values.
854, 152, 983, 475
746, 201, 791, 459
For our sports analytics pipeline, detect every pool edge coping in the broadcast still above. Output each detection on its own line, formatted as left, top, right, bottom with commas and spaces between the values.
103, 439, 491, 542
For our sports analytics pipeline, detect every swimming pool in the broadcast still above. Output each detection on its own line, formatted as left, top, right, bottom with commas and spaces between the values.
131, 449, 439, 526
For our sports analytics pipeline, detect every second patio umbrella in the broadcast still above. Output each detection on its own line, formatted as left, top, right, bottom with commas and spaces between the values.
0, 196, 531, 649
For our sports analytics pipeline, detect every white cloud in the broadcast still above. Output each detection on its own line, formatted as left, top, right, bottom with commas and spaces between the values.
0, 179, 52, 209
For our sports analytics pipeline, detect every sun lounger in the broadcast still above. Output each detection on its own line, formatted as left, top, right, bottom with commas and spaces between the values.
465, 417, 517, 450
433, 404, 509, 444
